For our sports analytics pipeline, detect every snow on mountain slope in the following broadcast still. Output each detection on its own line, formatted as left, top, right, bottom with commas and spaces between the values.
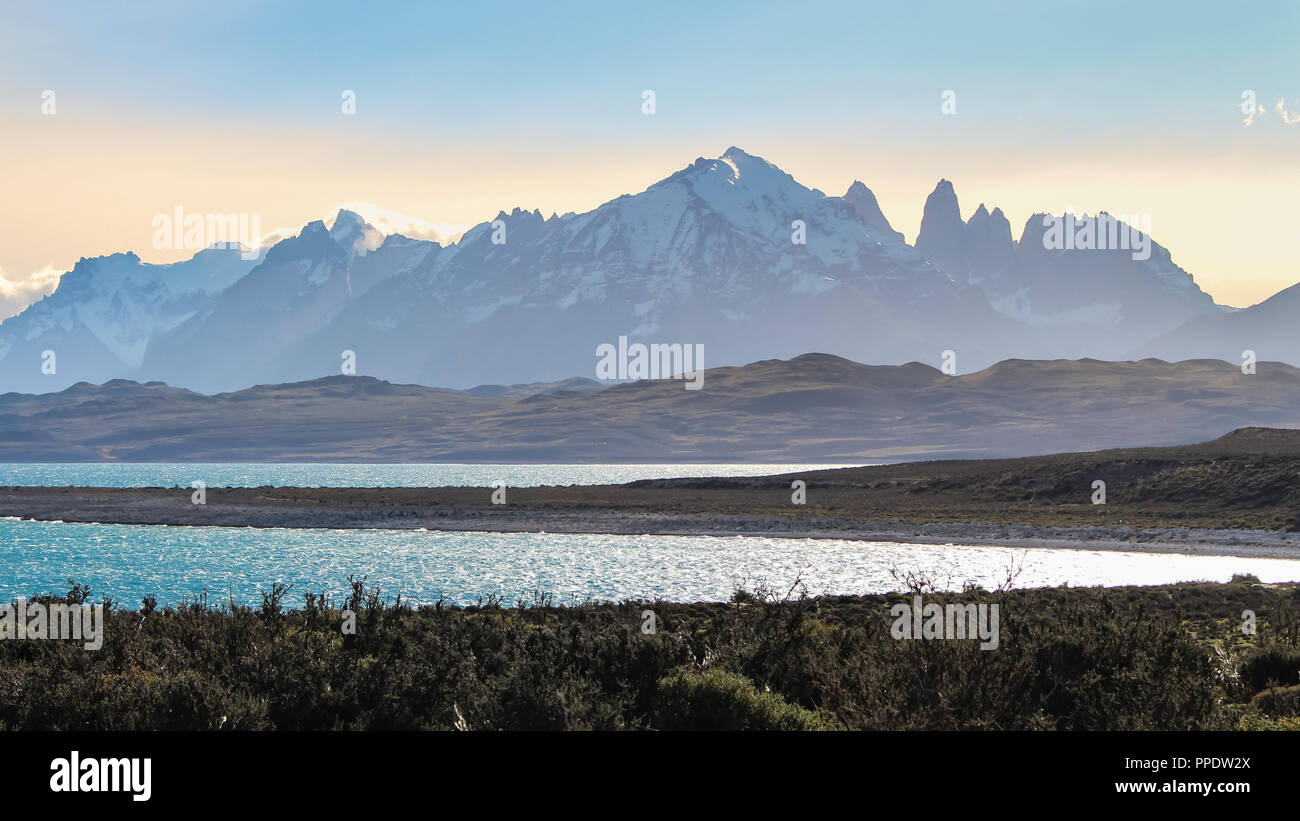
243, 147, 1038, 390
0, 247, 256, 392
1004, 212, 1224, 348
1, 147, 1270, 395
842, 180, 904, 243
138, 210, 436, 392
912, 177, 1225, 357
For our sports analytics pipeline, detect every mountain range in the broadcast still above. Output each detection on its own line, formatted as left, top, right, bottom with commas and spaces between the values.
2, 354, 1297, 462
0, 147, 1289, 395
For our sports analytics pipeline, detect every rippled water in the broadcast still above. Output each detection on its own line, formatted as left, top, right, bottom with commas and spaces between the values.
0, 462, 857, 488
3, 518, 1297, 607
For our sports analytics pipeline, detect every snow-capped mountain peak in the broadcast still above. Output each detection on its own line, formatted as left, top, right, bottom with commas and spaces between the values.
0, 246, 257, 388
0, 147, 1265, 395
328, 208, 384, 255
843, 181, 903, 241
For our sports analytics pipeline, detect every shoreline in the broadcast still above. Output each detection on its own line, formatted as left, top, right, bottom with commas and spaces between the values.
3, 486, 1300, 561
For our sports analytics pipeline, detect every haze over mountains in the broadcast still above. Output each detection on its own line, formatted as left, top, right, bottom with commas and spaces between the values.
0, 249, 256, 392
2, 355, 1297, 463
0, 146, 1287, 396
1132, 281, 1300, 365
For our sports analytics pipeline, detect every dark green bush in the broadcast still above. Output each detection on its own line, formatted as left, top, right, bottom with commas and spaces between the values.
1249, 684, 1300, 717
0, 579, 1287, 731
653, 668, 833, 730
1238, 645, 1300, 693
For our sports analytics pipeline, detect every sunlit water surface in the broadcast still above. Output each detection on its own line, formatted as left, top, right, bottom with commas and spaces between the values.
3, 518, 1297, 607
0, 463, 858, 488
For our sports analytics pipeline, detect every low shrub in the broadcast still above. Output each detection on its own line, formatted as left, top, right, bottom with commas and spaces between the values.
653, 668, 834, 730
1249, 684, 1300, 717
1238, 645, 1300, 693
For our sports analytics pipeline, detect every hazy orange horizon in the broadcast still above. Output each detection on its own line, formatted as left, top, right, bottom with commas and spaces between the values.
4, 1, 1298, 316
3, 120, 1296, 315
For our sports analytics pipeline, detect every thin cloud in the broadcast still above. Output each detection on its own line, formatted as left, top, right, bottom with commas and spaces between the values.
336, 203, 468, 244
0, 265, 63, 320
1243, 96, 1300, 127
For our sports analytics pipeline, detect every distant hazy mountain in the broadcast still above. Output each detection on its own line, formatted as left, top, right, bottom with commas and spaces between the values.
0, 248, 256, 393
464, 376, 606, 398
912, 181, 1227, 356
3, 355, 1297, 462
252, 147, 1036, 391
0, 147, 1283, 395
117, 147, 1045, 392
1129, 282, 1300, 365
140, 210, 437, 392
842, 180, 904, 242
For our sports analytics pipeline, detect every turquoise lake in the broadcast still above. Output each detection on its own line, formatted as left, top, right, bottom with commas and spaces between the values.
4, 517, 1299, 608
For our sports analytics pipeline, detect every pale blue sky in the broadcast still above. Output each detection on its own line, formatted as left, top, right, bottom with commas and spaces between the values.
6, 1, 1296, 135
2, 0, 1297, 309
